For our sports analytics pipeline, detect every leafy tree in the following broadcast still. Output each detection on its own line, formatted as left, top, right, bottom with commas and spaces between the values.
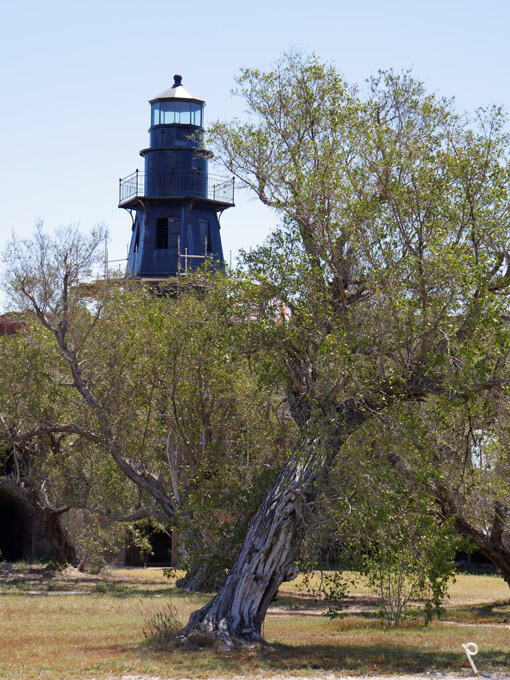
1, 224, 292, 578
181, 52, 510, 643
0, 226, 150, 564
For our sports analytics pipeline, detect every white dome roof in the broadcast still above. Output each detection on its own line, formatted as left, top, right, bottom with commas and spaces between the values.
149, 75, 204, 103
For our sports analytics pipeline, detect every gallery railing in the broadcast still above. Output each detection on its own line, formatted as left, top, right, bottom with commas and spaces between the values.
119, 170, 235, 206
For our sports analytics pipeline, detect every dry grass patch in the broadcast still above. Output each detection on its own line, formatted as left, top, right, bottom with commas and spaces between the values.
0, 590, 207, 680
0, 565, 510, 679
445, 573, 510, 604
278, 569, 510, 602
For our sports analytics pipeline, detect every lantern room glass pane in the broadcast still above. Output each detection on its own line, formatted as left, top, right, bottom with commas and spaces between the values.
161, 102, 176, 124
151, 101, 204, 126
151, 103, 161, 126
191, 103, 203, 126
172, 101, 185, 124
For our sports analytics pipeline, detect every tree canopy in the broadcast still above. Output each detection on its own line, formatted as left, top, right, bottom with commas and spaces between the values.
181, 52, 510, 643
0, 225, 293, 575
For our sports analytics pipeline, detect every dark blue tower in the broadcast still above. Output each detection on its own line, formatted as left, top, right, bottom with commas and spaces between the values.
119, 75, 234, 280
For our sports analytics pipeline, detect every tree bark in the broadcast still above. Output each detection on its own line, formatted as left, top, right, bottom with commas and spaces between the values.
455, 514, 510, 587
182, 449, 324, 643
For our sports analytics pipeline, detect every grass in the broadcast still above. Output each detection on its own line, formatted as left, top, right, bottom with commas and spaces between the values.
0, 564, 509, 679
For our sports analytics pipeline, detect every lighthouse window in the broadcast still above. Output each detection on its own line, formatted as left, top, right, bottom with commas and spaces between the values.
155, 218, 168, 249
191, 103, 203, 126
151, 105, 159, 126
160, 102, 176, 124
156, 218, 180, 249
175, 102, 189, 124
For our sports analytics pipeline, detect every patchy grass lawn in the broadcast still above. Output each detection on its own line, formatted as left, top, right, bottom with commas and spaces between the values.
0, 564, 509, 679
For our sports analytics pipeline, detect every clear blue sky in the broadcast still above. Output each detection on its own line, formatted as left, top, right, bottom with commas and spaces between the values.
1, 0, 509, 273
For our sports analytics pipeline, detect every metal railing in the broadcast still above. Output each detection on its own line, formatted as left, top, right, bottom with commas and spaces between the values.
119, 169, 145, 205
119, 170, 234, 206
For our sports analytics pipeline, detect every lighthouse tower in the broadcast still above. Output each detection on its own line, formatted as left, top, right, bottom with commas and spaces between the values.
119, 75, 234, 280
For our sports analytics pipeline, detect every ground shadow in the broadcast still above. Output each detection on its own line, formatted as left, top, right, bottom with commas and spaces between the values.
448, 599, 510, 623
136, 640, 510, 675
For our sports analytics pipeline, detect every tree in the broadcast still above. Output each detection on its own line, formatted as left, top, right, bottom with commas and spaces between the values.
0, 224, 153, 564
181, 52, 510, 643
1, 224, 292, 578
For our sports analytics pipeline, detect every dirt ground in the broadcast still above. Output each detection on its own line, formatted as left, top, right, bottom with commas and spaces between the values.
86, 675, 507, 680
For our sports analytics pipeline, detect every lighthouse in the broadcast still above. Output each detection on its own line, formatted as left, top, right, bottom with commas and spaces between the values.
119, 75, 234, 280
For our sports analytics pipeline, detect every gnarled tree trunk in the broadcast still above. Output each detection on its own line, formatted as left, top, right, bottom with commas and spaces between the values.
0, 478, 79, 566
181, 371, 427, 642
456, 516, 510, 587
181, 386, 389, 643
182, 448, 325, 643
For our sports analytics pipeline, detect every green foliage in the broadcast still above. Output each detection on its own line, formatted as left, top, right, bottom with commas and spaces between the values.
359, 508, 457, 626
187, 52, 510, 637
342, 418, 462, 624
210, 53, 510, 422
0, 230, 294, 573
68, 513, 132, 571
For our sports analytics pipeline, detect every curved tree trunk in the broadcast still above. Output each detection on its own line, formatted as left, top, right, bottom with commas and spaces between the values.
180, 378, 416, 643
455, 517, 510, 587
436, 485, 510, 586
182, 449, 324, 643
180, 391, 381, 643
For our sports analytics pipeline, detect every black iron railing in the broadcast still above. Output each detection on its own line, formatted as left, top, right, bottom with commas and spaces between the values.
119, 169, 145, 205
119, 170, 235, 206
